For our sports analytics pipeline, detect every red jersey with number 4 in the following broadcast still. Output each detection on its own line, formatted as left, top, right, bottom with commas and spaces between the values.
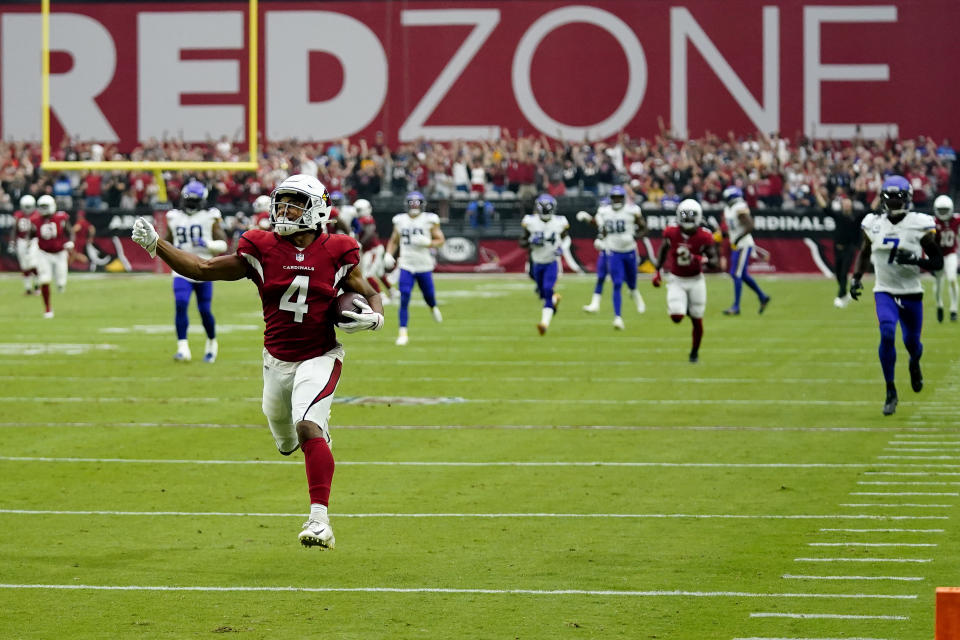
13, 210, 33, 240
663, 224, 714, 277
936, 215, 960, 255
31, 211, 71, 252
236, 230, 360, 362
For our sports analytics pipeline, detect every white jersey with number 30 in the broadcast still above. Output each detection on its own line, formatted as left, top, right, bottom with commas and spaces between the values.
862, 211, 936, 295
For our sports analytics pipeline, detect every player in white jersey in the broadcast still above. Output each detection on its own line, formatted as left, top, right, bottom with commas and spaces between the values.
591, 185, 646, 328
521, 194, 569, 335
384, 191, 445, 345
165, 180, 228, 362
721, 186, 771, 315
576, 197, 611, 312
850, 176, 943, 415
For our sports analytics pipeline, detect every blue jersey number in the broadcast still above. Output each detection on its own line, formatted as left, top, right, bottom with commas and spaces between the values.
604, 220, 626, 234
531, 231, 557, 247
882, 237, 900, 264
175, 224, 203, 247
401, 228, 424, 246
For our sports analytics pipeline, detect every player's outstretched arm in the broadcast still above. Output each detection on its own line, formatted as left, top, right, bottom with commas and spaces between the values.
132, 216, 245, 281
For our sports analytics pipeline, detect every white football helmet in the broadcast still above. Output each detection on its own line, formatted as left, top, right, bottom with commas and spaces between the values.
252, 195, 271, 214
270, 174, 331, 236
354, 199, 372, 217
934, 195, 954, 221
676, 199, 703, 232
19, 194, 36, 213
37, 194, 56, 217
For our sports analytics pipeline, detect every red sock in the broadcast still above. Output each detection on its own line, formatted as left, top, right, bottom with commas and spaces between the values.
40, 284, 51, 312
366, 276, 381, 293
301, 437, 335, 506
691, 317, 704, 353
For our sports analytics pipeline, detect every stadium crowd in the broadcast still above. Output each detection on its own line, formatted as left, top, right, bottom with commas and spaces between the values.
0, 127, 956, 214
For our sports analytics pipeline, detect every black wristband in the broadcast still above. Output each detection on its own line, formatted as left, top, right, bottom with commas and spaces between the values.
852, 273, 863, 282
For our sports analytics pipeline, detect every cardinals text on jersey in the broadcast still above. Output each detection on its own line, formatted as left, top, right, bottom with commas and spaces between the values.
862, 211, 936, 295
236, 230, 360, 362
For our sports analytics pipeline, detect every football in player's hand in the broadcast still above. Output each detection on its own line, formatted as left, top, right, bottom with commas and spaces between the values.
335, 292, 368, 323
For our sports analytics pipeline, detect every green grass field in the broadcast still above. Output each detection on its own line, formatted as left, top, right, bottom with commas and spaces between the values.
1, 271, 958, 639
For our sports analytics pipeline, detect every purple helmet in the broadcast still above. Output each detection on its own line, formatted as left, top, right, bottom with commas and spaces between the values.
181, 180, 208, 212
535, 194, 557, 219
880, 175, 911, 212
609, 185, 627, 209
406, 191, 425, 215
330, 190, 345, 206
722, 186, 743, 203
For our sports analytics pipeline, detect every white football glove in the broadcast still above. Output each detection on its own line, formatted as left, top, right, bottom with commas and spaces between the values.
576, 210, 593, 223
383, 252, 396, 270
63, 241, 74, 252
132, 216, 159, 258
412, 234, 433, 247
593, 238, 605, 251
337, 298, 384, 333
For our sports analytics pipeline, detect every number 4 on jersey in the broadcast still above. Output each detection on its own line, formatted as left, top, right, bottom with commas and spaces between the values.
280, 275, 309, 322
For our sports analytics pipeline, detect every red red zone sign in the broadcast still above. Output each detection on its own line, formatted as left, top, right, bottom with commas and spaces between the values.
1, 1, 956, 149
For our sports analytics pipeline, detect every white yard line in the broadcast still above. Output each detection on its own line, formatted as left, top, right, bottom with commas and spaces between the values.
884, 448, 960, 453
892, 435, 960, 439
0, 584, 916, 599
0, 509, 947, 521
733, 637, 893, 640
858, 481, 960, 486
865, 471, 960, 476
887, 442, 960, 446
794, 558, 931, 563
818, 528, 943, 533
807, 542, 936, 548
878, 455, 960, 460
782, 574, 923, 581
2, 456, 958, 470
749, 612, 907, 620
849, 492, 959, 496
838, 503, 953, 508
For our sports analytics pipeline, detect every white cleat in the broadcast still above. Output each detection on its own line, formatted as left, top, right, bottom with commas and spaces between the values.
298, 518, 335, 549
395, 334, 409, 346
43, 311, 54, 319
613, 316, 625, 330
633, 290, 646, 313
204, 339, 219, 364
174, 349, 192, 362
833, 296, 846, 308
582, 304, 599, 313
432, 307, 443, 323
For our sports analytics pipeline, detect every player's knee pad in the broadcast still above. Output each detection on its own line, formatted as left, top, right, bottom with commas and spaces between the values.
670, 314, 684, 324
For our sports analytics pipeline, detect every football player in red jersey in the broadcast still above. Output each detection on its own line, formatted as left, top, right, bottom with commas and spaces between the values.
932, 195, 960, 322
31, 195, 75, 318
652, 199, 719, 362
8, 194, 39, 294
131, 174, 384, 549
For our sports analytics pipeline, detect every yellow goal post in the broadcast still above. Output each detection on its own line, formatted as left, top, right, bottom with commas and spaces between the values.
39, 0, 260, 201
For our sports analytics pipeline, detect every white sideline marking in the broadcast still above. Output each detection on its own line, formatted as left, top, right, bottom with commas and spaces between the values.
850, 492, 959, 496
782, 574, 923, 581
839, 503, 953, 508
794, 558, 931, 563
887, 442, 960, 446
0, 584, 915, 599
2, 455, 956, 470
750, 612, 907, 620
808, 542, 936, 548
893, 435, 960, 439
0, 509, 947, 521
818, 528, 943, 533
